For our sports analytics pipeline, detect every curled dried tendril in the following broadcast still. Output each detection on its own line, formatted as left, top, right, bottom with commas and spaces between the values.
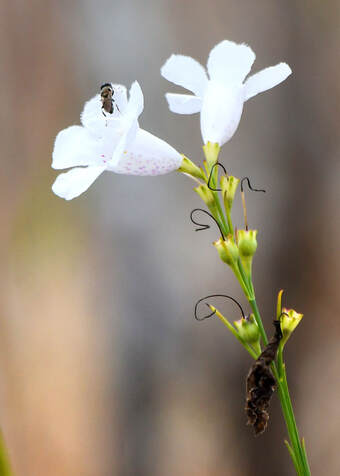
194, 294, 245, 321
240, 176, 266, 194
207, 161, 227, 192
190, 208, 225, 240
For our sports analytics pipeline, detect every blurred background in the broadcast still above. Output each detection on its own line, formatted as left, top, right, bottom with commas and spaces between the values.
0, 0, 339, 474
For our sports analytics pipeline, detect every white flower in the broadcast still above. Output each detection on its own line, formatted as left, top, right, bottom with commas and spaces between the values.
52, 81, 182, 200
161, 40, 292, 146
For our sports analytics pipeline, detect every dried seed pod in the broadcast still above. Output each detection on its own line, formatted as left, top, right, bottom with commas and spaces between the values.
245, 320, 282, 435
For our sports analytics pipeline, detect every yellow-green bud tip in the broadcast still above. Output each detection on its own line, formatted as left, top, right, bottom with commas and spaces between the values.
236, 229, 258, 278
221, 175, 240, 212
237, 229, 258, 257
203, 142, 220, 168
179, 156, 206, 181
194, 184, 218, 216
234, 314, 260, 345
213, 236, 239, 266
280, 307, 303, 346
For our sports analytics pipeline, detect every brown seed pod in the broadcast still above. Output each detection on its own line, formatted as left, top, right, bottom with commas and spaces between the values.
245, 320, 282, 435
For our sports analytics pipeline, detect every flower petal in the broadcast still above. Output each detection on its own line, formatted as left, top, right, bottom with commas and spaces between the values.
80, 94, 110, 136
165, 93, 202, 114
52, 166, 106, 200
112, 83, 128, 113
124, 81, 144, 118
110, 119, 139, 166
244, 62, 292, 101
200, 81, 245, 146
161, 54, 208, 96
108, 128, 182, 176
101, 81, 143, 167
207, 40, 255, 84
52, 126, 101, 169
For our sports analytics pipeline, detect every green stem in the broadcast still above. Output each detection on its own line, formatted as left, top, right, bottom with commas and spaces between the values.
231, 264, 253, 299
272, 364, 304, 471
280, 365, 311, 475
194, 163, 311, 474
213, 191, 229, 236
237, 259, 254, 299
249, 297, 310, 475
277, 342, 284, 378
0, 431, 12, 476
209, 165, 229, 236
225, 208, 234, 236
248, 298, 268, 346
285, 440, 302, 476
203, 153, 230, 237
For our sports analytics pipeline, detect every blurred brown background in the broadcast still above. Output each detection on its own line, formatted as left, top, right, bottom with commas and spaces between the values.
0, 0, 339, 475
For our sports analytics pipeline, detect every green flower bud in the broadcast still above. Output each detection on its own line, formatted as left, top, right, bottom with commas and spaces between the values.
221, 175, 240, 212
280, 308, 303, 347
194, 184, 218, 217
213, 236, 239, 266
178, 156, 206, 181
234, 314, 260, 347
237, 229, 258, 278
238, 229, 258, 256
202, 141, 220, 169
208, 305, 258, 358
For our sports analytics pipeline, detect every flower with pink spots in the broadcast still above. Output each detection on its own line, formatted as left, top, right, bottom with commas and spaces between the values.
52, 81, 182, 200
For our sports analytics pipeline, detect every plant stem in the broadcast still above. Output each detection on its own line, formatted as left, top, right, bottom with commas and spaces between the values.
195, 162, 311, 474
236, 259, 254, 299
280, 365, 311, 475
249, 296, 311, 475
213, 191, 229, 236
209, 165, 229, 236
248, 298, 268, 345
0, 431, 12, 476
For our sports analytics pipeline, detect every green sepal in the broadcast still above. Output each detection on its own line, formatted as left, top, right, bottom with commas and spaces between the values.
178, 156, 206, 181
203, 142, 220, 170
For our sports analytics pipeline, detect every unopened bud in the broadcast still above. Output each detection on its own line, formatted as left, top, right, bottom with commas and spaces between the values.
195, 184, 218, 217
179, 156, 206, 181
213, 236, 239, 266
237, 229, 258, 277
221, 175, 240, 212
234, 314, 260, 346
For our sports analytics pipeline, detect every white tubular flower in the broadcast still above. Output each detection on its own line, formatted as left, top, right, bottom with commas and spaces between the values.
161, 40, 292, 146
52, 81, 182, 200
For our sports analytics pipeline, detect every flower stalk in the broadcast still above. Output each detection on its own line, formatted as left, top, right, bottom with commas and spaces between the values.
182, 156, 311, 475
0, 431, 12, 476
53, 36, 308, 476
